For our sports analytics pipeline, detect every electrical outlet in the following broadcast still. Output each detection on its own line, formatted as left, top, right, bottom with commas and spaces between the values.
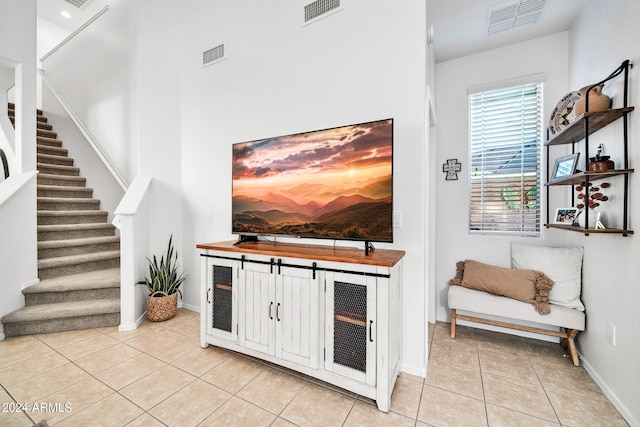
393, 211, 403, 228
208, 211, 215, 223
607, 321, 616, 346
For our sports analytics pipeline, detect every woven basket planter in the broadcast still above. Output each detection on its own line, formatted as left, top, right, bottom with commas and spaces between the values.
146, 291, 177, 322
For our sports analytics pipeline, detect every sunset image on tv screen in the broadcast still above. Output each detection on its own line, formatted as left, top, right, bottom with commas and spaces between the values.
232, 119, 393, 242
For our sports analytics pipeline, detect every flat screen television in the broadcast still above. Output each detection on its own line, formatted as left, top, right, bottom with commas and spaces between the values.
232, 118, 393, 246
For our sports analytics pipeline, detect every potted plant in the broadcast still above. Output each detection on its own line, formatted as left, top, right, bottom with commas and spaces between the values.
138, 235, 186, 321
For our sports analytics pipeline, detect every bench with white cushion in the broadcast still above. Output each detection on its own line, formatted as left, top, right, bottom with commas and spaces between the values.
448, 242, 586, 366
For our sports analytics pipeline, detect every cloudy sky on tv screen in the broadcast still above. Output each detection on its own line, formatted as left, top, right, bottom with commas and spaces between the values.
232, 119, 393, 241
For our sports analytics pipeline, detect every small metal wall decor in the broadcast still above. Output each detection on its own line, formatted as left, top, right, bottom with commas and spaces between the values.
443, 159, 461, 180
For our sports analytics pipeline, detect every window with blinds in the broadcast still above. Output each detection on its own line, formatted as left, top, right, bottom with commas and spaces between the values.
468, 82, 543, 236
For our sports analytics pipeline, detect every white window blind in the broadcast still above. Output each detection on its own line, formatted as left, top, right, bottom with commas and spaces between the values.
468, 82, 543, 236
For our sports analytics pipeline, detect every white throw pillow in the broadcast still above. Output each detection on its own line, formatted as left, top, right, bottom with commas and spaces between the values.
511, 242, 585, 311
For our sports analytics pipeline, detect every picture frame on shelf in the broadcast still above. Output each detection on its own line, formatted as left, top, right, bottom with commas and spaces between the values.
553, 207, 579, 224
551, 153, 580, 182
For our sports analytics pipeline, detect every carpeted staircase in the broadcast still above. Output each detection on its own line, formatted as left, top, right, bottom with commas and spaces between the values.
1, 103, 121, 337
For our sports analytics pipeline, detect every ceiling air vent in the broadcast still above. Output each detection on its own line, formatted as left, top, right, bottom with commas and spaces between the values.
64, 0, 91, 8
487, 0, 546, 35
203, 44, 225, 67
304, 0, 341, 25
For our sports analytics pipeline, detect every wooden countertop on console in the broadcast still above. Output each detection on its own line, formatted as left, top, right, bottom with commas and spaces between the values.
196, 240, 405, 267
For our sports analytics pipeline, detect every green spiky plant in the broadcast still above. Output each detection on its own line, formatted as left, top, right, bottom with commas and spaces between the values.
137, 235, 186, 298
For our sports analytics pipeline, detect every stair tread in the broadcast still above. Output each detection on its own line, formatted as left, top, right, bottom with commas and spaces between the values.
37, 163, 80, 171
37, 143, 66, 152
38, 210, 108, 217
38, 174, 85, 180
1, 298, 120, 323
24, 268, 120, 294
37, 136, 63, 144
37, 152, 73, 160
38, 223, 115, 231
38, 250, 120, 269
38, 196, 99, 202
38, 235, 119, 248
37, 185, 92, 192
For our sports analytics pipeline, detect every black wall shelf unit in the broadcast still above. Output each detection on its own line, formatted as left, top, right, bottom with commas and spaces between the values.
545, 60, 634, 236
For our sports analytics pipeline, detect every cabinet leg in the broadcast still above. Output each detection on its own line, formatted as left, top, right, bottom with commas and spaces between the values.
375, 395, 390, 413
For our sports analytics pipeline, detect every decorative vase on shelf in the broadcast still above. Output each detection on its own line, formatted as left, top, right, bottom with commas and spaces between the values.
573, 84, 611, 117
575, 210, 600, 229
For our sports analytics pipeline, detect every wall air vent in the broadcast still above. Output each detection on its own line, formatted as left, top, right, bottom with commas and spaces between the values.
203, 44, 225, 67
64, 0, 91, 8
304, 0, 342, 25
487, 0, 546, 35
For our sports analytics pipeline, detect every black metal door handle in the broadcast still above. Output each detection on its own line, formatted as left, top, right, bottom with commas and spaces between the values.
269, 302, 273, 320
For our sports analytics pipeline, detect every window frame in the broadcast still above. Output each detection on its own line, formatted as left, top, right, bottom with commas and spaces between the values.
467, 74, 545, 237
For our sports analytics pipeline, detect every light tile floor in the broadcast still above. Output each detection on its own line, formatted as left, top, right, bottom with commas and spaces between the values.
0, 309, 629, 426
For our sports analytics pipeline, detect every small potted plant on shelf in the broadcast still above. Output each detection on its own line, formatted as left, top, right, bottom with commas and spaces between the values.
138, 235, 186, 321
574, 182, 609, 228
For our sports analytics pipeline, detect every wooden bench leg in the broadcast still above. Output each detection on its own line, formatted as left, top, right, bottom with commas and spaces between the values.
450, 309, 457, 338
564, 329, 580, 367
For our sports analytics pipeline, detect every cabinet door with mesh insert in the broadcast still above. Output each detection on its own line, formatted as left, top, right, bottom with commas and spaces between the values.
324, 272, 376, 386
205, 258, 238, 342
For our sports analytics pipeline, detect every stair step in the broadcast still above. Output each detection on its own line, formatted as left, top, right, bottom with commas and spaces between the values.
23, 268, 120, 305
7, 102, 44, 116
37, 197, 100, 211
37, 163, 81, 177
38, 235, 119, 258
6, 103, 123, 337
37, 185, 93, 199
37, 136, 63, 148
37, 153, 74, 166
37, 144, 68, 157
0, 299, 120, 337
37, 121, 53, 131
37, 128, 57, 139
38, 174, 86, 187
9, 114, 48, 124
38, 210, 108, 225
38, 250, 120, 280
38, 223, 116, 241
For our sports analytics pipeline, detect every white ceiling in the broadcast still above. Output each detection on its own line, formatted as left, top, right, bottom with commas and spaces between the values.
35, 0, 586, 65
430, 0, 586, 63
36, 0, 109, 32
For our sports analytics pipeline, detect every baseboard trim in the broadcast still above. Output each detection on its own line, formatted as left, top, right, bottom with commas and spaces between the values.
21, 277, 40, 290
180, 303, 200, 313
581, 356, 638, 427
400, 362, 426, 378
119, 311, 147, 332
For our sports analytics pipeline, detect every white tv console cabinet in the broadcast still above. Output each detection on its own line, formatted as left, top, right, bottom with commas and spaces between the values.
197, 240, 404, 412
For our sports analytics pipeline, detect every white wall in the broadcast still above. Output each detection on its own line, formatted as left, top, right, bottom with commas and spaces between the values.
434, 32, 571, 321
566, 0, 640, 424
36, 17, 70, 60
178, 0, 428, 375
41, 81, 124, 220
136, 0, 184, 262
40, 0, 138, 186
0, 0, 38, 338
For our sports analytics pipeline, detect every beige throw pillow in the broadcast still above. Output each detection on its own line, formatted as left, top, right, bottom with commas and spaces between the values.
449, 260, 555, 315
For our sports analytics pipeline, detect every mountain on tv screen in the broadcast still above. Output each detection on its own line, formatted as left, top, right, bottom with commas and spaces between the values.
232, 118, 393, 242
